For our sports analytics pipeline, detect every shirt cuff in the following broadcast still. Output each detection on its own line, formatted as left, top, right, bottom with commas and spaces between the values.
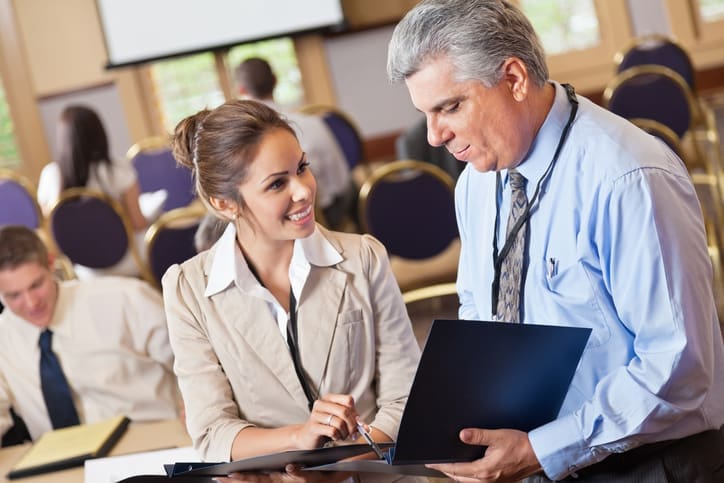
528, 414, 608, 480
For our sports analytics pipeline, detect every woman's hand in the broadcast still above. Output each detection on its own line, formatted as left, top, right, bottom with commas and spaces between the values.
291, 393, 359, 450
215, 465, 351, 483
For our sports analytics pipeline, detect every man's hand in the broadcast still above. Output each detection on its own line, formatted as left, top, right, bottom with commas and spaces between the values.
427, 428, 543, 482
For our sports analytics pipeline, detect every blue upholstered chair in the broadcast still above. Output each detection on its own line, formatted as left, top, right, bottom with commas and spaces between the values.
603, 64, 700, 140
144, 202, 206, 289
614, 34, 696, 91
0, 168, 43, 229
359, 160, 457, 260
298, 105, 365, 170
48, 187, 152, 282
358, 160, 459, 291
127, 136, 195, 212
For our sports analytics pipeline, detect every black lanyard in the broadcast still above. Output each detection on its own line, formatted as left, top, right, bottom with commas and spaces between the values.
287, 290, 317, 410
491, 84, 579, 317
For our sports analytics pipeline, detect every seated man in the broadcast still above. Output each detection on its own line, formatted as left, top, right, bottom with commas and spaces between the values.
396, 116, 465, 181
235, 57, 357, 230
0, 225, 179, 443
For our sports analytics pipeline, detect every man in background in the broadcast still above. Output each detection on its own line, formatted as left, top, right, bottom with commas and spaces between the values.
0, 225, 179, 444
235, 57, 356, 230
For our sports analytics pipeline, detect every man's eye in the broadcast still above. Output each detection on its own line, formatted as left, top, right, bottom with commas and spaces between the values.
445, 102, 460, 113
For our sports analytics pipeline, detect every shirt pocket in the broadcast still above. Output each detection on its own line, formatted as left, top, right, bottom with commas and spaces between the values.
532, 257, 610, 348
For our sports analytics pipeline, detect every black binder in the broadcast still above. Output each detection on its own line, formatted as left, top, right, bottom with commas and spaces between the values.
309, 319, 591, 475
129, 319, 590, 480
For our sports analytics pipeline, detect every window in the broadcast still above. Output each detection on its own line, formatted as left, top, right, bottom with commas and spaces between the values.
0, 76, 20, 169
151, 37, 303, 133
520, 0, 600, 56
151, 52, 225, 134
226, 37, 303, 107
666, 0, 724, 69
509, 0, 631, 93
699, 0, 724, 22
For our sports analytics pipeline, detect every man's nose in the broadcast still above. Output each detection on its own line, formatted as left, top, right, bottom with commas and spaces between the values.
427, 116, 450, 147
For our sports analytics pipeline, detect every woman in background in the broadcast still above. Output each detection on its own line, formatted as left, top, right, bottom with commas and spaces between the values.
38, 105, 148, 229
164, 99, 421, 482
37, 105, 154, 277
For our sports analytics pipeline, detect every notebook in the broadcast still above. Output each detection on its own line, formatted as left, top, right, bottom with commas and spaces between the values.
7, 414, 130, 479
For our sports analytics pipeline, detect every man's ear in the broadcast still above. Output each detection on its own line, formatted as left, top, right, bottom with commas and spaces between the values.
47, 251, 56, 271
501, 57, 529, 102
208, 197, 239, 221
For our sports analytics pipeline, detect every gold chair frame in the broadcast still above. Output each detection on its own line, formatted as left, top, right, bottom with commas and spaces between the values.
613, 34, 692, 78
402, 282, 458, 305
602, 64, 703, 127
48, 187, 154, 284
144, 201, 207, 288
126, 135, 171, 160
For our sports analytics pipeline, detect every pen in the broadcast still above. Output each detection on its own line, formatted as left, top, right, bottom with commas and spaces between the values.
356, 422, 385, 460
548, 257, 557, 277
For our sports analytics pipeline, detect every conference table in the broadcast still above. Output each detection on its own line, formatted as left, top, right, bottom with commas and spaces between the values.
0, 419, 191, 483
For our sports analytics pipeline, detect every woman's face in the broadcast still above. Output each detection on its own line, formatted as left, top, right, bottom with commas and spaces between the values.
237, 127, 317, 244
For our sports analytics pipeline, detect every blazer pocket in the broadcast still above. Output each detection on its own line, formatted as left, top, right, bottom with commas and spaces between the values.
337, 309, 363, 325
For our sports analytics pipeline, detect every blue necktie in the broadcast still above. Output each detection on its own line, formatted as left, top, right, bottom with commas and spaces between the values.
39, 329, 80, 429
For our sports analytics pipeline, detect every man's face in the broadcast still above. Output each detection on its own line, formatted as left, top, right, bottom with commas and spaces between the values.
404, 55, 531, 173
0, 261, 58, 328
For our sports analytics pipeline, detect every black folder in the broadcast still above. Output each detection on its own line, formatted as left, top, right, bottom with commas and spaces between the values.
309, 319, 591, 475
136, 319, 589, 480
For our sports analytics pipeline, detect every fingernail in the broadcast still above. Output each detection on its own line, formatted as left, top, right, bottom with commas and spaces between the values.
460, 429, 472, 440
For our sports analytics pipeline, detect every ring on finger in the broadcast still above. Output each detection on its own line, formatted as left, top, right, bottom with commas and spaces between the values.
326, 414, 334, 426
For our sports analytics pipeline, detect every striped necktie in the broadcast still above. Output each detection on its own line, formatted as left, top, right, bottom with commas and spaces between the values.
495, 169, 528, 323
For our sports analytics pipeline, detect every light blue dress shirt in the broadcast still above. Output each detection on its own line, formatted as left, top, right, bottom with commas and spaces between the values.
455, 82, 724, 479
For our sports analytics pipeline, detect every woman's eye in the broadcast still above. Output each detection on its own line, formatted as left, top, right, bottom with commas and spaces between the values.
269, 179, 285, 190
298, 161, 310, 174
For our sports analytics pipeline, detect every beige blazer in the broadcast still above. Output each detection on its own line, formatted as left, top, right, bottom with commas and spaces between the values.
162, 227, 421, 462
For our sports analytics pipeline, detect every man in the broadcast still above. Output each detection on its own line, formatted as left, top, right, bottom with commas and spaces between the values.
396, 116, 465, 181
0, 225, 179, 443
387, 0, 724, 481
234, 57, 356, 230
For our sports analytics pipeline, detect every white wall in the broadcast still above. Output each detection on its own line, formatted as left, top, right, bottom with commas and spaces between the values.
323, 25, 420, 138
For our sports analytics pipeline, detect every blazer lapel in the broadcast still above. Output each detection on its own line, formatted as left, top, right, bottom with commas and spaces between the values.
210, 286, 313, 411
297, 266, 348, 395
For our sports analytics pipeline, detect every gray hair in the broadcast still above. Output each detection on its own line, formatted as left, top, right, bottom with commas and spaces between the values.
387, 0, 548, 88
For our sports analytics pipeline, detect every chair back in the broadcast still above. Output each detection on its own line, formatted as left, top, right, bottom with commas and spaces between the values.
144, 203, 206, 288
298, 105, 364, 169
614, 34, 695, 90
0, 169, 42, 229
127, 136, 195, 212
629, 118, 686, 160
359, 160, 457, 260
48, 187, 147, 277
602, 65, 700, 140
402, 283, 459, 348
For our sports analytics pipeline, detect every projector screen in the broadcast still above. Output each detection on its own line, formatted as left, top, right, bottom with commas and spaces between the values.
96, 0, 345, 68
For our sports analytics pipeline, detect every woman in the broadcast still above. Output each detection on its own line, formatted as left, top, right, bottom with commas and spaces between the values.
37, 105, 154, 277
163, 100, 421, 481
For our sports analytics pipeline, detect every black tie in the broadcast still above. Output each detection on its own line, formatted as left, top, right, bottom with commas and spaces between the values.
39, 329, 80, 429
